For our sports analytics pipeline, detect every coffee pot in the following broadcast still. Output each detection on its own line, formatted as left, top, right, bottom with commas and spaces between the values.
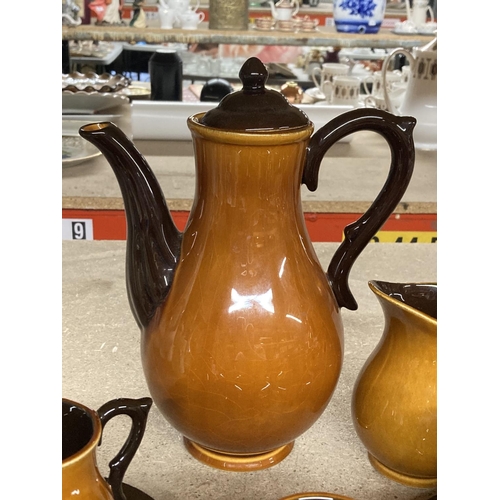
80, 57, 416, 472
381, 37, 437, 151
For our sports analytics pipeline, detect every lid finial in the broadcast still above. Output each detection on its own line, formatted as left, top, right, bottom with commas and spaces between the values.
240, 57, 268, 94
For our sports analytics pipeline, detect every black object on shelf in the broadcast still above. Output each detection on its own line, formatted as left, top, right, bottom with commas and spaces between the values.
148, 50, 183, 101
200, 79, 233, 102
63, 40, 71, 74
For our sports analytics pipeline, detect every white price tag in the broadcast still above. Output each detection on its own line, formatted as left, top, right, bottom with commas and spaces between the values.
62, 219, 94, 240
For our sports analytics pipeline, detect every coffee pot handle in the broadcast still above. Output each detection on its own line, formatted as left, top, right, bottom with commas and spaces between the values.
302, 108, 416, 311
97, 397, 153, 500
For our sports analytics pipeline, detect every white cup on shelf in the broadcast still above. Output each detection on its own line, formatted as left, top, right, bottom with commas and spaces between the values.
323, 75, 361, 106
311, 63, 350, 93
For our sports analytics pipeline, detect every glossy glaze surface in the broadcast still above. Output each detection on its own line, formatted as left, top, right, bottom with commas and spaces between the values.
351, 281, 437, 488
144, 117, 344, 459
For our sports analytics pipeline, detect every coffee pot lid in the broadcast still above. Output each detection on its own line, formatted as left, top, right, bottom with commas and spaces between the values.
200, 57, 310, 131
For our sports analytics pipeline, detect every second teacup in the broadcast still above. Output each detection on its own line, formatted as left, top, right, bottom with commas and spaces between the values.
324, 75, 361, 106
363, 70, 402, 98
312, 63, 350, 92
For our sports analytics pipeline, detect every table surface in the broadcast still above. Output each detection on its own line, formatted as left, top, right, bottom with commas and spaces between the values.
62, 240, 437, 500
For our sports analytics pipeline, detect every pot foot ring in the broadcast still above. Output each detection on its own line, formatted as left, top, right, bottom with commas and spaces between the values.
183, 437, 294, 471
105, 482, 154, 500
368, 453, 437, 488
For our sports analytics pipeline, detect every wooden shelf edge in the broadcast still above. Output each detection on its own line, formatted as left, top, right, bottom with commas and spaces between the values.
62, 25, 431, 48
62, 196, 437, 214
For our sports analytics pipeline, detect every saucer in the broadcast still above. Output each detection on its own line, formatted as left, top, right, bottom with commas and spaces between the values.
253, 25, 275, 31
279, 493, 354, 500
305, 87, 325, 102
121, 483, 154, 500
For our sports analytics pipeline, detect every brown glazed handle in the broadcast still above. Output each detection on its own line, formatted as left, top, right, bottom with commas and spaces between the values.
302, 108, 416, 311
97, 397, 153, 500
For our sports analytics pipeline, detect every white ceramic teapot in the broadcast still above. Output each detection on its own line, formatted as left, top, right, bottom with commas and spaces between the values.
381, 37, 437, 151
159, 0, 200, 27
268, 0, 299, 21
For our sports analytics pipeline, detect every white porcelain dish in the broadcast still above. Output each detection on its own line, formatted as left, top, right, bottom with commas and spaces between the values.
62, 134, 101, 168
305, 87, 326, 102
62, 92, 130, 115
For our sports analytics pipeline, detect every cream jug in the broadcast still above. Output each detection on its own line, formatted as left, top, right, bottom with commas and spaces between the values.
381, 37, 437, 151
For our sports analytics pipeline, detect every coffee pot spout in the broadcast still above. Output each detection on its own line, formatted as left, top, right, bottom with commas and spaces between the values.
79, 122, 183, 330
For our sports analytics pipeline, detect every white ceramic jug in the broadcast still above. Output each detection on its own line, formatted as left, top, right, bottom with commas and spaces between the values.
381, 37, 437, 151
409, 0, 434, 29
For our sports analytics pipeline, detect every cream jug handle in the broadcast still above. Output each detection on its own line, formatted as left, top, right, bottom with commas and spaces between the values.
311, 66, 322, 89
381, 48, 414, 114
427, 5, 434, 23
98, 397, 153, 500
302, 108, 416, 310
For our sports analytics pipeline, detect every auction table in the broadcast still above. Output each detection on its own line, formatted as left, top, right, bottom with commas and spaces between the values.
62, 240, 437, 500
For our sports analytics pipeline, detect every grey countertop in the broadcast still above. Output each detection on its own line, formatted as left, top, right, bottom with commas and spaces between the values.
62, 240, 437, 500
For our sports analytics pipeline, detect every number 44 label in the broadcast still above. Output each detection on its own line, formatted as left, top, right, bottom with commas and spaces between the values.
62, 219, 94, 240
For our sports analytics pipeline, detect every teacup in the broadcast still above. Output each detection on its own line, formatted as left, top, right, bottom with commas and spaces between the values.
312, 63, 350, 93
180, 9, 205, 29
277, 19, 296, 31
363, 70, 402, 98
301, 16, 318, 31
323, 75, 361, 106
255, 16, 275, 30
62, 397, 152, 500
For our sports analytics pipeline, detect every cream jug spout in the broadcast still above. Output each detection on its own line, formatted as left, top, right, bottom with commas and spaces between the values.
79, 122, 183, 330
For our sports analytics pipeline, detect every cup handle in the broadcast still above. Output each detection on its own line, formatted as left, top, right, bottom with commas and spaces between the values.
97, 397, 153, 500
322, 80, 333, 103
302, 108, 416, 310
311, 66, 322, 89
427, 5, 434, 23
381, 48, 413, 113
362, 75, 373, 95
198, 11, 205, 22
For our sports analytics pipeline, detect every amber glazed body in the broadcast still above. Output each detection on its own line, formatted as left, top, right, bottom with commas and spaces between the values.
351, 281, 437, 488
143, 119, 343, 470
